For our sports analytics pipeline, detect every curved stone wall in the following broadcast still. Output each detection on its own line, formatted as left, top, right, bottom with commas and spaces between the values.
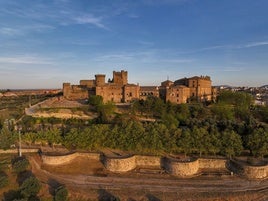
42, 152, 78, 165
199, 158, 227, 169
244, 165, 268, 179
165, 158, 199, 177
135, 155, 161, 168
39, 151, 268, 179
103, 155, 136, 172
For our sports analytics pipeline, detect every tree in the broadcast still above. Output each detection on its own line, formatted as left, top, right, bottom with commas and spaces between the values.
19, 176, 41, 199
0, 127, 16, 150
220, 130, 243, 158
246, 128, 268, 158
88, 95, 103, 107
177, 129, 193, 157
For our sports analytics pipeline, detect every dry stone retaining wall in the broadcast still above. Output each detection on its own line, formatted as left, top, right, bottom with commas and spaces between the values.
135, 155, 161, 168
199, 158, 227, 169
0, 148, 39, 154
165, 158, 199, 177
38, 151, 268, 179
103, 155, 136, 172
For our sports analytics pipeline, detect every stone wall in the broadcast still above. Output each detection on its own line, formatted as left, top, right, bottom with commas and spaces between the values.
165, 158, 199, 177
243, 165, 268, 179
199, 158, 227, 169
103, 155, 136, 172
230, 159, 268, 179
38, 151, 268, 179
0, 148, 39, 154
135, 155, 161, 168
42, 152, 101, 165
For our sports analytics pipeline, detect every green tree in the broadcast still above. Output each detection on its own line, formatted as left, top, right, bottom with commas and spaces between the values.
220, 130, 243, 158
177, 129, 193, 157
0, 127, 16, 150
88, 95, 103, 107
246, 128, 268, 158
19, 176, 41, 199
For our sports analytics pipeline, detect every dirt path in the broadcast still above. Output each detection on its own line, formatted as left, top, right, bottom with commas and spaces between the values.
29, 156, 268, 200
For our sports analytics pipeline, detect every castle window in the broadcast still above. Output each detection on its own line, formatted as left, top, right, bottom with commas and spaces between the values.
129, 92, 132, 97
177, 94, 179, 97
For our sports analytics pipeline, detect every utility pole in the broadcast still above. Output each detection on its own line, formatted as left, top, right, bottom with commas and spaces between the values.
18, 127, 22, 157
15, 125, 22, 157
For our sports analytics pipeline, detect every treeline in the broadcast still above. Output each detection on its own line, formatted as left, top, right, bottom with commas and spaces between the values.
0, 91, 268, 158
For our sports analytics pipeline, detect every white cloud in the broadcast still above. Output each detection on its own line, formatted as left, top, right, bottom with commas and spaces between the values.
74, 15, 108, 29
0, 56, 54, 65
243, 41, 268, 48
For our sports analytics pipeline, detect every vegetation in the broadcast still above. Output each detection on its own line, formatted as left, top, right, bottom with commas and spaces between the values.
19, 176, 41, 199
12, 157, 30, 173
54, 185, 68, 201
1, 90, 268, 158
0, 174, 8, 188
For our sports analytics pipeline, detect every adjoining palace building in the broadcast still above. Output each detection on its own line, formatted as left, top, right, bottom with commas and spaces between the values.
63, 70, 217, 104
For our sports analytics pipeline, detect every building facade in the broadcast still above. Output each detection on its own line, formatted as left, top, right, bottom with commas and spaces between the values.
63, 71, 216, 104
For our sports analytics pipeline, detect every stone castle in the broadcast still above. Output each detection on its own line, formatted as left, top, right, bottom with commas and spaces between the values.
63, 70, 217, 104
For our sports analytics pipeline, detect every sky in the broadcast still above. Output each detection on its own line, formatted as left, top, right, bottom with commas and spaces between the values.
0, 0, 268, 89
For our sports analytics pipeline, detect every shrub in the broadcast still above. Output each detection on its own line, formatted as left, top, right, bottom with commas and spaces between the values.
12, 157, 29, 173
54, 186, 68, 201
19, 176, 41, 198
0, 174, 8, 188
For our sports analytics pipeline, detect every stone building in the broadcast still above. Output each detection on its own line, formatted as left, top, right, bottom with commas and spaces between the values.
160, 76, 217, 104
63, 71, 216, 104
63, 70, 140, 103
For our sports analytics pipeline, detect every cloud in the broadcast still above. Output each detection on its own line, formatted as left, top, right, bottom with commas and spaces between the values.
74, 15, 108, 29
0, 24, 55, 36
242, 41, 268, 48
222, 67, 245, 72
0, 27, 22, 36
0, 56, 54, 65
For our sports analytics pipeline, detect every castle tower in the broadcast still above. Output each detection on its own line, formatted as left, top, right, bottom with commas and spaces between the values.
95, 74, 106, 86
113, 70, 128, 85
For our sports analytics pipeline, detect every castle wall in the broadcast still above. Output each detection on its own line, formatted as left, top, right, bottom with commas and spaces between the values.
95, 74, 106, 86
96, 85, 123, 103
113, 70, 128, 85
165, 85, 190, 104
63, 83, 88, 100
80, 80, 95, 87
123, 85, 140, 102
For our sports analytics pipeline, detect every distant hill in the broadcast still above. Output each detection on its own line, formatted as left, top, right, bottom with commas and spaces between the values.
260, 85, 268, 89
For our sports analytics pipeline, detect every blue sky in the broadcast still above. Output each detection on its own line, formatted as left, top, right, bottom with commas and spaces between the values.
0, 0, 268, 89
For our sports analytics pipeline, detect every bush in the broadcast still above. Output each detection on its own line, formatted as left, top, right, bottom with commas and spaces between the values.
19, 176, 41, 198
12, 157, 29, 173
0, 174, 8, 188
54, 185, 68, 201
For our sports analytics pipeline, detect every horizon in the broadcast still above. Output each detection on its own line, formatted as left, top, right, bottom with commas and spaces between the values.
0, 0, 268, 89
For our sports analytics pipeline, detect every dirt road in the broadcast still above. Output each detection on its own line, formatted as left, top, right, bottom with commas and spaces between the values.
29, 156, 268, 200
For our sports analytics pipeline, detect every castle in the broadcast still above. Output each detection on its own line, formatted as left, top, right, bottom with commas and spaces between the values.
63, 70, 217, 104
